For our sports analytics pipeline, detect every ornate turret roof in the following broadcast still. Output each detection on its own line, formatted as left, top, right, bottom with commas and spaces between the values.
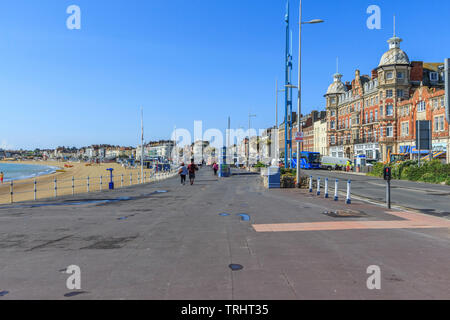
378, 36, 410, 67
326, 73, 347, 95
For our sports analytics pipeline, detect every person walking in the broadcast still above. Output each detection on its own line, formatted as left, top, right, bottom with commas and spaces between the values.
213, 162, 219, 176
0, 172, 3, 184
187, 159, 198, 185
178, 162, 188, 185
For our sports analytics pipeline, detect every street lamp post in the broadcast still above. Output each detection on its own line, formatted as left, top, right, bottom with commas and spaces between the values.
248, 113, 257, 170
140, 106, 144, 184
276, 79, 286, 163
295, 0, 324, 187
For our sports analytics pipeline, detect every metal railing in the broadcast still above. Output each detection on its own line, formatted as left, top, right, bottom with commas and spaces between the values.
1, 169, 178, 204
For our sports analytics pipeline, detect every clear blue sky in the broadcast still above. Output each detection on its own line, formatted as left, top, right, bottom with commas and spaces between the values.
1, 0, 449, 149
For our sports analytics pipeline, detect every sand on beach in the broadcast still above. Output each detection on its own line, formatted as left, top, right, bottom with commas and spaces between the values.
0, 160, 170, 204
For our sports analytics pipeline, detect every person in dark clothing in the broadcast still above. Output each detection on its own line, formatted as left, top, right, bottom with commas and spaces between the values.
187, 159, 199, 185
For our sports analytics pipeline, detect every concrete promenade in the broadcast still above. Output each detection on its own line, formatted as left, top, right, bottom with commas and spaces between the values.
0, 167, 449, 299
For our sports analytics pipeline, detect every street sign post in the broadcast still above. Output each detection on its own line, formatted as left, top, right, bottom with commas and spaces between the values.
295, 131, 304, 142
384, 167, 392, 209
416, 120, 431, 166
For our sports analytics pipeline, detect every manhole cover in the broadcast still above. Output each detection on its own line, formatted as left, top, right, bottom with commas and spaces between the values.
64, 291, 87, 297
229, 264, 243, 271
323, 210, 368, 218
237, 214, 250, 221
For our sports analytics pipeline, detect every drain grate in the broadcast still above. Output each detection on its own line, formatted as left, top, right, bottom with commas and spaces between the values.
323, 210, 368, 218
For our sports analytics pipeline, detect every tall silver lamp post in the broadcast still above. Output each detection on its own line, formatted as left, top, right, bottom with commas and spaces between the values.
247, 113, 257, 170
295, 0, 324, 186
276, 79, 286, 163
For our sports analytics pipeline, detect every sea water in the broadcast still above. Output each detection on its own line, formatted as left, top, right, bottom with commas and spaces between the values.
0, 163, 58, 181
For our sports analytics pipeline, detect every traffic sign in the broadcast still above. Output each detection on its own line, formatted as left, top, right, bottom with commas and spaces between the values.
295, 132, 304, 141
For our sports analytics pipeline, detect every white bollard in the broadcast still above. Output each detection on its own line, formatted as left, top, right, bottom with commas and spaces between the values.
334, 179, 339, 201
324, 178, 329, 198
317, 177, 321, 196
309, 176, 313, 193
346, 180, 351, 204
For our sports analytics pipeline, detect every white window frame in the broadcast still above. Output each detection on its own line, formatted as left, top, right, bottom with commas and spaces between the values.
386, 126, 393, 137
386, 104, 394, 116
417, 101, 426, 112
401, 122, 409, 136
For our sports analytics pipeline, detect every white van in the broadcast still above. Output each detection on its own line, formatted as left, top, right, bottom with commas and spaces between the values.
321, 156, 351, 170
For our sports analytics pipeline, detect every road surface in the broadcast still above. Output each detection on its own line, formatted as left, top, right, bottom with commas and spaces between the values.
308, 170, 450, 218
0, 167, 449, 299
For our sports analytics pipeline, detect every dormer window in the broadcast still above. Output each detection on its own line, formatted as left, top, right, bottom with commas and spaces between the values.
430, 72, 438, 82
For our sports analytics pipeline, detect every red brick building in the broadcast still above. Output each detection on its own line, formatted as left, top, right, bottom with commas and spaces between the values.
325, 34, 448, 163
397, 86, 448, 161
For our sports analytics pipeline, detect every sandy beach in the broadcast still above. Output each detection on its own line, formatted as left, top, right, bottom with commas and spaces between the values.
0, 160, 165, 204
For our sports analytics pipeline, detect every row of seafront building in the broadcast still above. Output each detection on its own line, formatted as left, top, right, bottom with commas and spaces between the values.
259, 33, 449, 165
180, 33, 450, 166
